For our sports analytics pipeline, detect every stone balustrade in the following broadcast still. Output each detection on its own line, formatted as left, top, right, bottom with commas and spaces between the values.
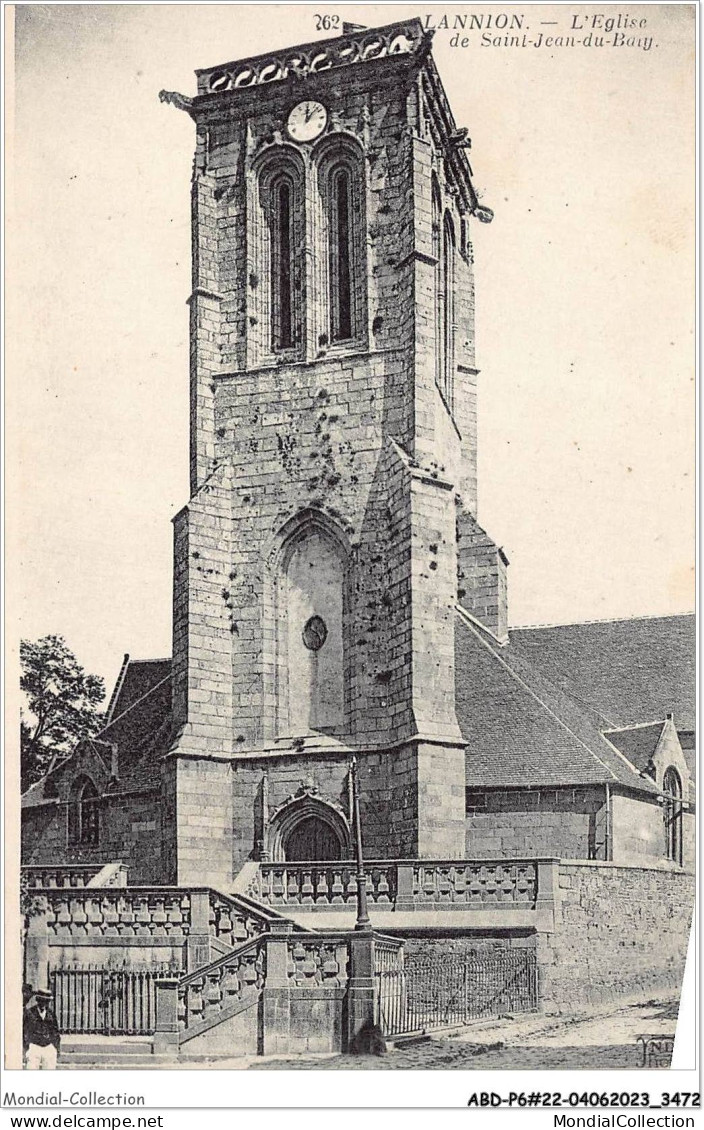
177, 937, 264, 1033
411, 860, 538, 907
208, 892, 271, 947
39, 885, 284, 945
22, 864, 107, 890
253, 859, 547, 912
252, 861, 395, 908
44, 889, 193, 939
156, 925, 373, 1056
287, 934, 349, 987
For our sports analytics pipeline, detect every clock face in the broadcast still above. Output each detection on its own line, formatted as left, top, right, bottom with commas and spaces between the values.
286, 100, 328, 143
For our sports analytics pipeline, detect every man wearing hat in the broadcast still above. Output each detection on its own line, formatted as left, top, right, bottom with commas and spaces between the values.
23, 983, 60, 1069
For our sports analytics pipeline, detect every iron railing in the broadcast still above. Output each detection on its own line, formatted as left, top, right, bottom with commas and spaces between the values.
52, 967, 167, 1035
374, 936, 404, 974
376, 949, 538, 1037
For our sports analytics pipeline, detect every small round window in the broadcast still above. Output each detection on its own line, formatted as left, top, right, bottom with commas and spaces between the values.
302, 615, 328, 652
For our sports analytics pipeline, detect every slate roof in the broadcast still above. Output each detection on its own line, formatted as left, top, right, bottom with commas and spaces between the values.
455, 611, 660, 793
509, 614, 695, 731
97, 658, 172, 787
22, 778, 59, 809
603, 722, 667, 775
24, 611, 693, 803
106, 657, 172, 726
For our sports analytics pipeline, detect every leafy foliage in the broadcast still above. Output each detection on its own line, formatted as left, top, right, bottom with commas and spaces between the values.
19, 871, 46, 921
20, 636, 105, 793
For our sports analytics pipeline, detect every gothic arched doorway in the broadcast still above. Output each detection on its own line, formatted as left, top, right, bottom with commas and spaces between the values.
266, 794, 352, 862
284, 816, 343, 861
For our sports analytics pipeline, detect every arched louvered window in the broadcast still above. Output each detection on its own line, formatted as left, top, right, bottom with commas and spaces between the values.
317, 140, 366, 346
432, 181, 443, 390
663, 767, 683, 865
68, 776, 100, 846
442, 213, 456, 407
330, 168, 353, 342
270, 174, 295, 351
257, 152, 305, 357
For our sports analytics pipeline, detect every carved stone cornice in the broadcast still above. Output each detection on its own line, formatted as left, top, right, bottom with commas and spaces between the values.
194, 19, 425, 97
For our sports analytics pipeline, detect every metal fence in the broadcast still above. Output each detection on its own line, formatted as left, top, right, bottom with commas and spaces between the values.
52, 968, 163, 1035
376, 949, 538, 1037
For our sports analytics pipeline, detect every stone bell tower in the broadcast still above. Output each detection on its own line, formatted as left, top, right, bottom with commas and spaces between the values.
159, 19, 495, 887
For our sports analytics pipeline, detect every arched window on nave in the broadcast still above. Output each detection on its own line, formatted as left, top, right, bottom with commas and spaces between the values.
68, 775, 100, 847
663, 766, 683, 865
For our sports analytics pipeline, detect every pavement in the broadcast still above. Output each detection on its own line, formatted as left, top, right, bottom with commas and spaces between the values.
56, 998, 680, 1071
242, 997, 680, 1071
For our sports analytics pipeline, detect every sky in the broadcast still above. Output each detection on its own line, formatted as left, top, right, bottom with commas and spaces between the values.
8, 2, 695, 697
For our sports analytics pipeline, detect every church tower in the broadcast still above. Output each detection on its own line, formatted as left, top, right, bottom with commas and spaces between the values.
160, 19, 496, 887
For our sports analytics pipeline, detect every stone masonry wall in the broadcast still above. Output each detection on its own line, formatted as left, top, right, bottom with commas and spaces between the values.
457, 513, 509, 640
416, 742, 466, 858
230, 740, 465, 868
400, 933, 536, 959
683, 811, 696, 873
174, 52, 474, 755
539, 862, 695, 1011
610, 792, 668, 868
22, 791, 163, 886
171, 756, 234, 888
210, 357, 425, 749
465, 786, 607, 861
166, 41, 487, 873
171, 464, 235, 757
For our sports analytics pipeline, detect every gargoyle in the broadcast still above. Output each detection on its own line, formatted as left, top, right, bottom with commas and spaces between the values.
158, 89, 195, 116
450, 127, 472, 149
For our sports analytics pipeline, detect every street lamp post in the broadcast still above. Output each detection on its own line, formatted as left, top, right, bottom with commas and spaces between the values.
349, 756, 371, 933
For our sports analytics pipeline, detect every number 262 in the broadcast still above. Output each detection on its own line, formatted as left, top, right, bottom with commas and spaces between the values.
315, 14, 340, 31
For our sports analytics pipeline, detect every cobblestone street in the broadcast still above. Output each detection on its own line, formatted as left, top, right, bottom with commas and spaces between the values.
244, 998, 679, 1072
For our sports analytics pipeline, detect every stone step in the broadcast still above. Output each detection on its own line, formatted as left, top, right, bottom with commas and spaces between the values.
60, 1036, 156, 1063
59, 1054, 162, 1064
63, 1035, 153, 1048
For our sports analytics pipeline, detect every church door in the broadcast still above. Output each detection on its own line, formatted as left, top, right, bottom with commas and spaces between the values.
284, 816, 343, 861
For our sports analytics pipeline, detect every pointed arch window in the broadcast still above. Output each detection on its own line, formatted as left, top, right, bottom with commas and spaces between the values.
270, 174, 295, 351
257, 152, 306, 358
317, 140, 366, 347
279, 524, 345, 735
272, 511, 350, 739
330, 167, 353, 342
68, 776, 100, 846
432, 180, 443, 389
663, 767, 683, 865
442, 213, 456, 407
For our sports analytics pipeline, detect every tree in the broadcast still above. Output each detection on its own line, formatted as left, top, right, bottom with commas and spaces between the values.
20, 635, 105, 793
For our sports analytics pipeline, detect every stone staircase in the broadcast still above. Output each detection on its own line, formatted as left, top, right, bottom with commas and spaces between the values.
33, 877, 299, 1066
29, 863, 391, 1062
